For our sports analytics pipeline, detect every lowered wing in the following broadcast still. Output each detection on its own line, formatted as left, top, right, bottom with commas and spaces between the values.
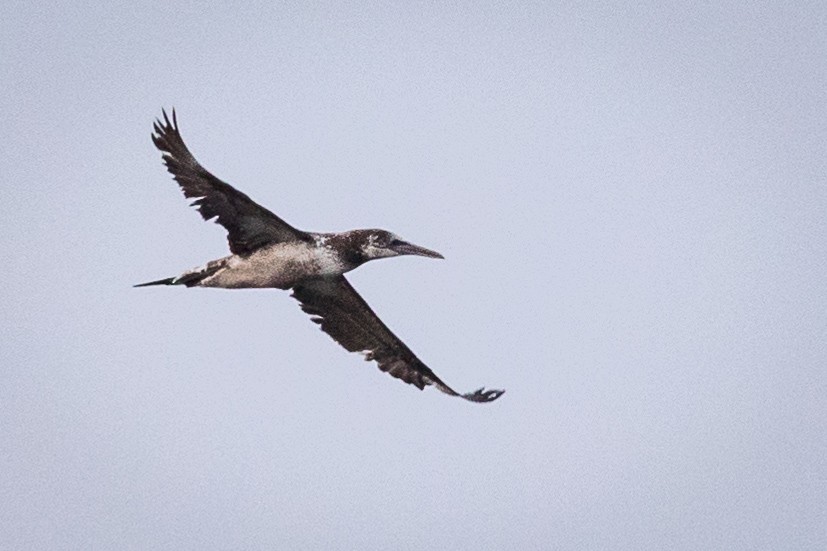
291, 276, 504, 403
152, 109, 311, 254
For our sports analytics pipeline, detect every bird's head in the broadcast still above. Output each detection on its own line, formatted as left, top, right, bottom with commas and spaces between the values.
344, 229, 444, 266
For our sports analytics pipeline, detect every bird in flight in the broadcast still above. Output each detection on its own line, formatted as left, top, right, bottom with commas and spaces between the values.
136, 110, 504, 403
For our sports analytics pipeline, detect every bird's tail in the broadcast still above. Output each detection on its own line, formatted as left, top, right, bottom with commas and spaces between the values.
133, 277, 176, 287
134, 259, 225, 288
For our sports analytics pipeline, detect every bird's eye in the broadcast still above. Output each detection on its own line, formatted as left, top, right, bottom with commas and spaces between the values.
388, 239, 402, 247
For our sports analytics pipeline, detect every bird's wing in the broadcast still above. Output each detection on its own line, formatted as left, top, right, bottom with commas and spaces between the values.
152, 109, 311, 254
291, 276, 504, 403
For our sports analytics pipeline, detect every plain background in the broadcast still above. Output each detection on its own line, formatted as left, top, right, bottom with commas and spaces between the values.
2, 2, 825, 549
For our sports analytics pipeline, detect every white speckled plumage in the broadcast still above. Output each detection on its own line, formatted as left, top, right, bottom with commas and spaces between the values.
186, 241, 346, 289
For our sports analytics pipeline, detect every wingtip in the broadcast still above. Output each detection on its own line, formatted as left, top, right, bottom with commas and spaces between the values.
157, 107, 177, 131
461, 387, 505, 403
152, 109, 184, 152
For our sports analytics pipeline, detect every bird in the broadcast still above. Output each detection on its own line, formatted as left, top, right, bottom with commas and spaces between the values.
136, 110, 504, 403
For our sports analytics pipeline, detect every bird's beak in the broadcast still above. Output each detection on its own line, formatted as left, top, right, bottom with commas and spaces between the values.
392, 241, 445, 259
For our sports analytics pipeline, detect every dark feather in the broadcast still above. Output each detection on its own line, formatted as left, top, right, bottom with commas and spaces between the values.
292, 277, 504, 403
152, 109, 311, 254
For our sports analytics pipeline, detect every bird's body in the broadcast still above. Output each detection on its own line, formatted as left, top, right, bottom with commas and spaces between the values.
137, 110, 503, 403
167, 239, 340, 289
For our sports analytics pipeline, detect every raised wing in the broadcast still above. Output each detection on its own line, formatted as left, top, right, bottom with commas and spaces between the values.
152, 109, 311, 254
291, 276, 504, 403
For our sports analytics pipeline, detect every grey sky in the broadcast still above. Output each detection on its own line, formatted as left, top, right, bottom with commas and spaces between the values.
2, 2, 825, 549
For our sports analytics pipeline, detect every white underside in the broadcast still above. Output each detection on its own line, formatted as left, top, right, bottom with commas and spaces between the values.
193, 242, 346, 289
